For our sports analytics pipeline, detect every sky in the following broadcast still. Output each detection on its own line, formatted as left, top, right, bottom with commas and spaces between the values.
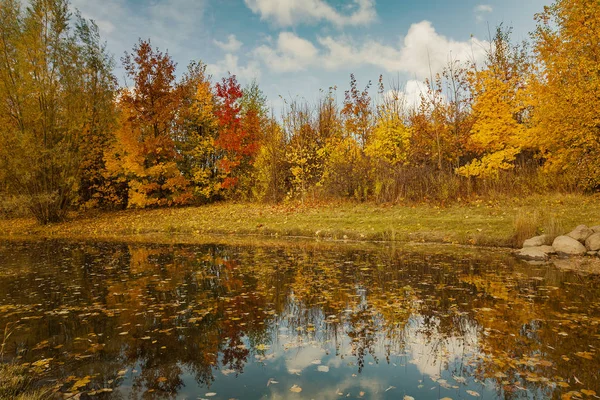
69, 0, 551, 110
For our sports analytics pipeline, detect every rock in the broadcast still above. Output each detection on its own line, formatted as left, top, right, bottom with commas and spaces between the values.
523, 234, 553, 247
567, 225, 593, 243
515, 246, 553, 261
590, 225, 600, 233
585, 233, 600, 251
552, 235, 587, 256
540, 245, 556, 254
587, 251, 598, 256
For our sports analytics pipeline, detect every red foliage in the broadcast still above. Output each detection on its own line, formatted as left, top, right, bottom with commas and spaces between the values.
214, 74, 260, 188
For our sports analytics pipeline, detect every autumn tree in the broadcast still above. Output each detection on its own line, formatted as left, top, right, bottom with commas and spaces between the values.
0, 0, 114, 223
253, 115, 289, 202
365, 78, 412, 201
175, 61, 223, 202
106, 39, 191, 208
74, 14, 120, 208
322, 76, 373, 200
213, 74, 260, 196
530, 0, 600, 190
457, 27, 532, 178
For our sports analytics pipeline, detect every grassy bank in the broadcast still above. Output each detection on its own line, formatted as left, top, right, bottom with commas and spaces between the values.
0, 193, 599, 248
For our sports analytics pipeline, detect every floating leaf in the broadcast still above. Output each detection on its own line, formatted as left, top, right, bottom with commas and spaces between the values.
466, 390, 480, 397
290, 384, 302, 393
71, 376, 91, 392
317, 365, 329, 372
205, 393, 216, 397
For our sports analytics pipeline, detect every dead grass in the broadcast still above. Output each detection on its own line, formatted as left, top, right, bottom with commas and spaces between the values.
0, 193, 598, 248
0, 364, 51, 400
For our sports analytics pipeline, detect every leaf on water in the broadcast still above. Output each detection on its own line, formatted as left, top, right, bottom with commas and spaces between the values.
288, 368, 302, 375
581, 389, 596, 396
117, 369, 127, 376
385, 386, 396, 392
466, 390, 481, 397
290, 384, 302, 393
157, 377, 167, 383
310, 359, 321, 365
440, 398, 453, 400
119, 331, 128, 336
256, 343, 270, 351
403, 396, 415, 400
575, 352, 594, 360
71, 376, 91, 392
317, 365, 329, 372
205, 393, 217, 397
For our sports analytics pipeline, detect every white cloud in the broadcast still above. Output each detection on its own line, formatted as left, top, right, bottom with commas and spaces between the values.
207, 53, 261, 82
474, 4, 493, 22
254, 32, 319, 72
243, 0, 376, 28
214, 34, 243, 53
254, 21, 488, 79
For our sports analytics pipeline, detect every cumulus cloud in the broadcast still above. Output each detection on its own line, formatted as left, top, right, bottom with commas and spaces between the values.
254, 32, 319, 72
243, 0, 376, 27
254, 21, 488, 78
474, 4, 493, 22
214, 34, 243, 53
207, 53, 262, 82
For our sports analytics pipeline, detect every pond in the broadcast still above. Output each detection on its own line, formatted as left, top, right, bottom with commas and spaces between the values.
0, 240, 599, 399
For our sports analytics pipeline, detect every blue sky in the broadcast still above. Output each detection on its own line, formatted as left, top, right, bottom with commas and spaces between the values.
70, 0, 551, 110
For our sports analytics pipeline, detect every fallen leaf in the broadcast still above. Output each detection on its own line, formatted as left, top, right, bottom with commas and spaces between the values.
466, 390, 480, 397
290, 384, 302, 393
317, 365, 329, 372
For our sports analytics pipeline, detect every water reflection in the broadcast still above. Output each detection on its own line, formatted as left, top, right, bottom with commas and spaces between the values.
0, 241, 599, 399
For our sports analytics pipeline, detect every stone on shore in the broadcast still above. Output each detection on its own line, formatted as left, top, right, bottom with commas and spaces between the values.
515, 246, 555, 261
567, 225, 593, 243
585, 232, 600, 251
523, 234, 553, 248
553, 235, 587, 256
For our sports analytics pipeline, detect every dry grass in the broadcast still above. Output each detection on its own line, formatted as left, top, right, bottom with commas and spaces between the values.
0, 364, 51, 400
0, 193, 598, 248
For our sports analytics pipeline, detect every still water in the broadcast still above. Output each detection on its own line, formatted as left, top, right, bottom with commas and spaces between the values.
0, 240, 599, 399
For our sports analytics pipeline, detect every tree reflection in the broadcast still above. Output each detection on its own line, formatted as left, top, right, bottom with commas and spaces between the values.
0, 241, 598, 398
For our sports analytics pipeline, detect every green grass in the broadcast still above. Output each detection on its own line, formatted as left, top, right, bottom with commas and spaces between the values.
0, 193, 598, 248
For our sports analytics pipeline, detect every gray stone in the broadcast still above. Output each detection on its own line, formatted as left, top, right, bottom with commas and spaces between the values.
515, 246, 554, 261
567, 225, 593, 243
552, 235, 587, 255
585, 232, 600, 251
523, 234, 553, 248
540, 245, 556, 254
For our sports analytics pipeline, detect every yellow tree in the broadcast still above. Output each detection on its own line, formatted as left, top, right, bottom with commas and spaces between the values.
365, 78, 411, 201
176, 61, 223, 202
530, 0, 600, 190
0, 0, 114, 223
457, 27, 531, 178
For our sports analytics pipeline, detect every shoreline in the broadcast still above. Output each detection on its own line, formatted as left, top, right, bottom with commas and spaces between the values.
1, 194, 599, 249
